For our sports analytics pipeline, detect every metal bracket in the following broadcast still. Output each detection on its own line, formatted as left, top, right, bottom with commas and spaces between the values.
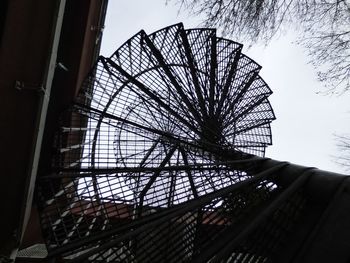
14, 80, 45, 95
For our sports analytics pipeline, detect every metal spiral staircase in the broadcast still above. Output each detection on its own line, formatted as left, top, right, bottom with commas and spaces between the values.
35, 23, 350, 263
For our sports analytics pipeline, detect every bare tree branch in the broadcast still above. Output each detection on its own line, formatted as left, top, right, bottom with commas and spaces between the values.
333, 134, 350, 171
170, 0, 350, 94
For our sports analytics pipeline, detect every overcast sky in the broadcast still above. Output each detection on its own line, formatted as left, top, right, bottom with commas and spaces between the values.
100, 0, 350, 174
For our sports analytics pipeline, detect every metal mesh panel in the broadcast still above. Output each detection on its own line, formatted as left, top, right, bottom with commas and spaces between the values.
40, 170, 280, 261
39, 168, 309, 263
234, 189, 307, 262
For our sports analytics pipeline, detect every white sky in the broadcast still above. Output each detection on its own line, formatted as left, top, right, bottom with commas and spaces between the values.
100, 0, 350, 174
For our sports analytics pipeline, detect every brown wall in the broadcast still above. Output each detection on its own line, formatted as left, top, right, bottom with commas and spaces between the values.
0, 0, 107, 256
0, 0, 57, 253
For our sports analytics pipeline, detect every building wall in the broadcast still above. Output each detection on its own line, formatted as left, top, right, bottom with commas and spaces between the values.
0, 0, 108, 258
0, 0, 57, 255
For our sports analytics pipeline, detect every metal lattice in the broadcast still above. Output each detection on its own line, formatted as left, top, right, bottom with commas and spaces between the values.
34, 24, 305, 262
